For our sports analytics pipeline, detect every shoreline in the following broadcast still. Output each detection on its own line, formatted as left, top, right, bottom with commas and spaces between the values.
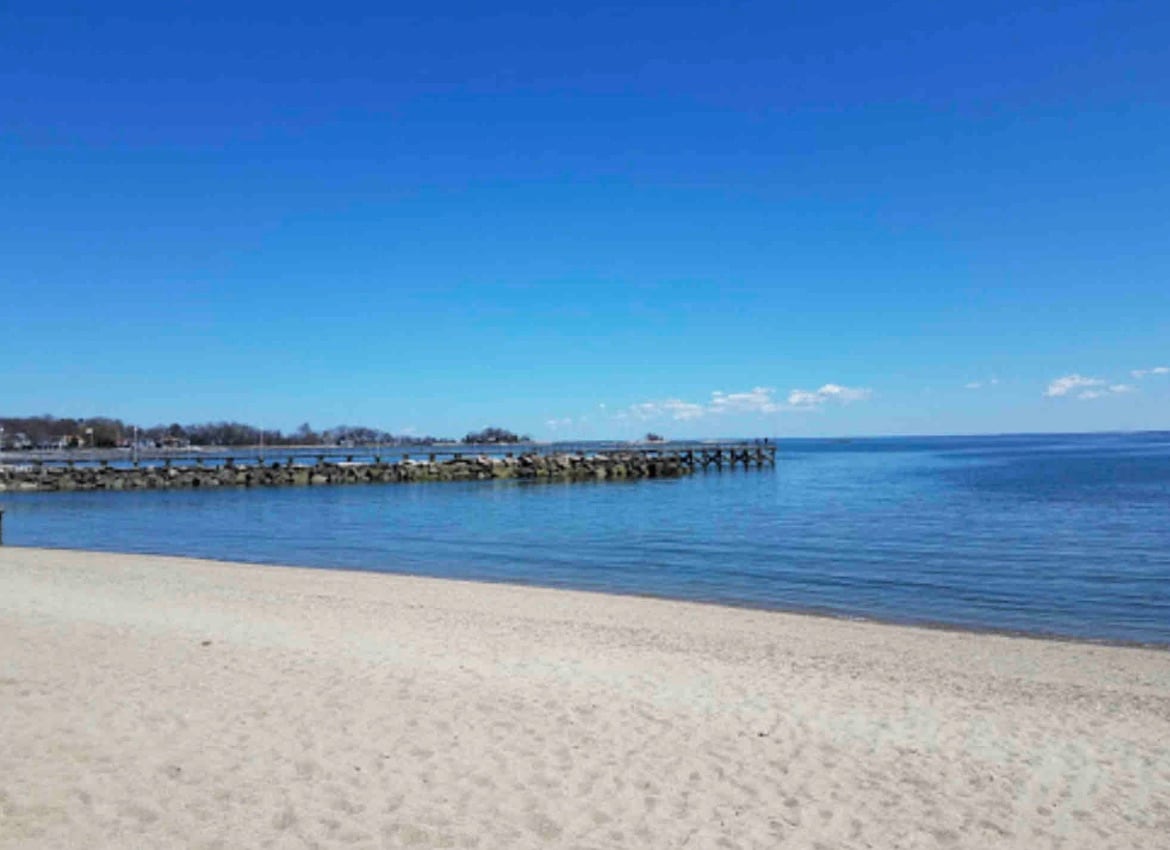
3, 546, 1169, 848
6, 543, 1168, 651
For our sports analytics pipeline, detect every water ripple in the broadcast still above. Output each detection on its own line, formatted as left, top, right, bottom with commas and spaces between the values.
4, 433, 1169, 644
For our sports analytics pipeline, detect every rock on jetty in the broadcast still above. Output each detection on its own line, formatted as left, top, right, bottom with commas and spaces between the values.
0, 452, 695, 493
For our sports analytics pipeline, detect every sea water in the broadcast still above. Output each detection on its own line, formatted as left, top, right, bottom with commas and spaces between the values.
4, 432, 1169, 645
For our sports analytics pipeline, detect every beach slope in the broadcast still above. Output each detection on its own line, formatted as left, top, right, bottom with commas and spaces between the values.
1, 547, 1168, 849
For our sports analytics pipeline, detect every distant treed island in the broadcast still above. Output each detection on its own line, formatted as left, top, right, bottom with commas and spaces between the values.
461, 427, 531, 445
0, 416, 530, 450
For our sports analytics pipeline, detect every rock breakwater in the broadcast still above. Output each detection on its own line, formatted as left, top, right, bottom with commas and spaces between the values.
0, 452, 695, 493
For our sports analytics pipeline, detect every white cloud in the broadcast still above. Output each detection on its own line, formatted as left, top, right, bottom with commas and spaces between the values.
611, 382, 872, 424
545, 417, 573, 429
965, 378, 1000, 390
1132, 366, 1170, 379
624, 399, 706, 421
662, 400, 707, 421
709, 387, 782, 415
1044, 374, 1104, 398
787, 384, 872, 408
1045, 374, 1134, 400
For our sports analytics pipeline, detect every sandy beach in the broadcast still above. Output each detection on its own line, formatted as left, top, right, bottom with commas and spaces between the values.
1, 548, 1168, 849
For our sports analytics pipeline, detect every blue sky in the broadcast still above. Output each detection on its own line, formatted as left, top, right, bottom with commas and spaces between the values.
2, 1, 1167, 438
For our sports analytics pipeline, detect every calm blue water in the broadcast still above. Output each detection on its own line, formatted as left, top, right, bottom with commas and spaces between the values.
4, 433, 1169, 645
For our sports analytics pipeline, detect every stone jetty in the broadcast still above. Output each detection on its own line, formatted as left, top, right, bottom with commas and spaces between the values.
0, 451, 720, 493
0, 444, 777, 494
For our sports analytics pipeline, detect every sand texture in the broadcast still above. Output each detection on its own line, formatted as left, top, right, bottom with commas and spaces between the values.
2, 548, 1168, 849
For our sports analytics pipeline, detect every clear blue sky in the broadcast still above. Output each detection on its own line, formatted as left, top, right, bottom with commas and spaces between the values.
3, 1, 1167, 438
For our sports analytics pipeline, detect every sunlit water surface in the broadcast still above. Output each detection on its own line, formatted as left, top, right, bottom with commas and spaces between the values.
5, 433, 1169, 645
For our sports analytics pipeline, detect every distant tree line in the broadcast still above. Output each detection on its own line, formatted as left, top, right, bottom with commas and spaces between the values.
462, 427, 531, 444
0, 416, 127, 449
0, 415, 446, 449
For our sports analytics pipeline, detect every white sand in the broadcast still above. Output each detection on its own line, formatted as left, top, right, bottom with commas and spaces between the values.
1, 548, 1168, 849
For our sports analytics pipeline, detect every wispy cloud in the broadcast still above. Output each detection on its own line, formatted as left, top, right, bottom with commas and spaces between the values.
964, 378, 1000, 390
1045, 374, 1133, 400
1132, 366, 1170, 379
545, 417, 573, 430
1044, 374, 1103, 398
612, 383, 871, 423
709, 387, 783, 415
623, 399, 706, 422
787, 384, 872, 409
1076, 385, 1135, 400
